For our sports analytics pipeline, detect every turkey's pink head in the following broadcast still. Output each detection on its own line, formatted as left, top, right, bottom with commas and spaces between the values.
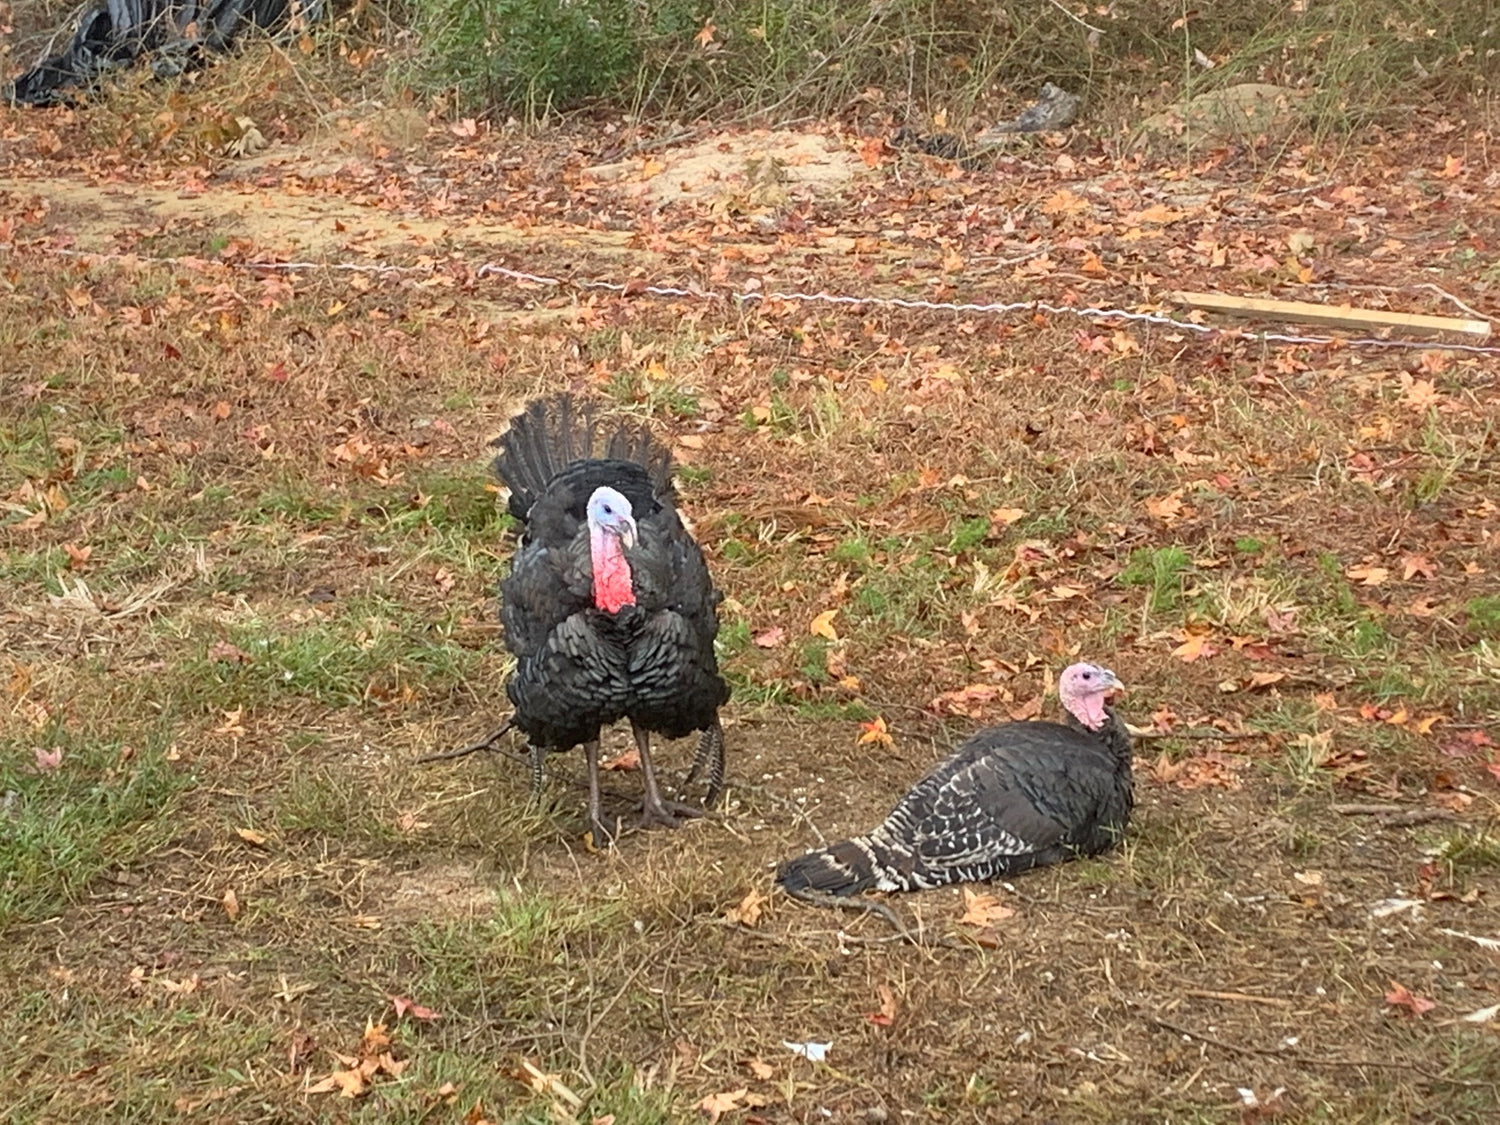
587, 485, 638, 614
1058, 662, 1123, 731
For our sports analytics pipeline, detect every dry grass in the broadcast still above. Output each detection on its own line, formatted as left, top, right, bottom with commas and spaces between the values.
3, 78, 1500, 1125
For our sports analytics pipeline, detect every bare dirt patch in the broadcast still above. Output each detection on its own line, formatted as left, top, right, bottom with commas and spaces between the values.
587, 128, 868, 212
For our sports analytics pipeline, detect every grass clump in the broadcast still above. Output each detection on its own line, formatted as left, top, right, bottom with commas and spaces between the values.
404, 0, 1500, 128
0, 730, 185, 928
1434, 829, 1500, 876
411, 0, 646, 118
1117, 545, 1193, 612
1465, 596, 1500, 639
948, 516, 991, 554
170, 597, 479, 712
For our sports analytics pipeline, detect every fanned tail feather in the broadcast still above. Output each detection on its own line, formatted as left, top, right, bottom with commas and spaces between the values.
605, 423, 674, 496
492, 394, 676, 520
775, 838, 881, 896
492, 395, 590, 521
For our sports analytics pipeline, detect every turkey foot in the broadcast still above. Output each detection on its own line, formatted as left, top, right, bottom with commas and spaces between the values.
631, 721, 702, 830
637, 795, 704, 830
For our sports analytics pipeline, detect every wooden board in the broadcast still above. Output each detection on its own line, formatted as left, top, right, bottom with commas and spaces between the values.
1171, 291, 1492, 339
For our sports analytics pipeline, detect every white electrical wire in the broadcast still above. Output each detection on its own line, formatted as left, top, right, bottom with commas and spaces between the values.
43, 247, 1500, 356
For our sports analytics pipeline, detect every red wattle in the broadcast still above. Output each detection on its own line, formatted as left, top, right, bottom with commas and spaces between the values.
591, 533, 636, 613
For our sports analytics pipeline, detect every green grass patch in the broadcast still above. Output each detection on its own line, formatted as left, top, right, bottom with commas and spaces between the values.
168, 596, 481, 713
1434, 829, 1500, 876
1465, 596, 1500, 639
411, 0, 643, 120
409, 888, 624, 1002
1117, 545, 1193, 613
404, 0, 1497, 133
947, 515, 991, 554
0, 729, 186, 929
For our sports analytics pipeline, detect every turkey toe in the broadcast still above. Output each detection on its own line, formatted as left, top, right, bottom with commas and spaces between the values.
637, 797, 704, 829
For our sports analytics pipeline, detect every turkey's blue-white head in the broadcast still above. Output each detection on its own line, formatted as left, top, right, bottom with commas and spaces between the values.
1058, 662, 1123, 731
586, 486, 637, 549
587, 486, 638, 614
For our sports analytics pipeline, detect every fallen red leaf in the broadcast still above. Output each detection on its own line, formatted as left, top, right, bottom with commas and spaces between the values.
600, 748, 641, 772
389, 994, 441, 1021
866, 984, 898, 1027
1385, 981, 1436, 1017
752, 626, 786, 649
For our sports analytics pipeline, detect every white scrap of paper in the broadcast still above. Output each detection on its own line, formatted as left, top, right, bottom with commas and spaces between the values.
783, 1040, 831, 1062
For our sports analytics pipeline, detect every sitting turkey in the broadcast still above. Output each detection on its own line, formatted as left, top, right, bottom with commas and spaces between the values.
493, 394, 730, 844
777, 663, 1131, 894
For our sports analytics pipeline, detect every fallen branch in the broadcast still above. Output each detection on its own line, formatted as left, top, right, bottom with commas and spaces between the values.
1333, 804, 1458, 827
1183, 989, 1290, 1008
1173, 290, 1492, 340
1130, 727, 1269, 742
1146, 1014, 1495, 1088
416, 719, 514, 764
780, 885, 921, 946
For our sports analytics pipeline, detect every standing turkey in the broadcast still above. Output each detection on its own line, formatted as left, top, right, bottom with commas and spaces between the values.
777, 663, 1131, 894
493, 394, 730, 844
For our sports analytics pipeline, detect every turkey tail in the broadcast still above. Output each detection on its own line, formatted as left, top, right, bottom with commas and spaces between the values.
492, 395, 593, 521
492, 394, 675, 520
604, 418, 675, 498
776, 838, 881, 896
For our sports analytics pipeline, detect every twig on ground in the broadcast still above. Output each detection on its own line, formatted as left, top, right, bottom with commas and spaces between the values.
415, 718, 514, 764
779, 885, 920, 945
1333, 804, 1459, 827
1040, 0, 1105, 36
1131, 728, 1270, 742
612, 129, 701, 162
1417, 283, 1489, 322
575, 949, 663, 1096
736, 782, 829, 845
1146, 1014, 1495, 1088
1183, 989, 1290, 1007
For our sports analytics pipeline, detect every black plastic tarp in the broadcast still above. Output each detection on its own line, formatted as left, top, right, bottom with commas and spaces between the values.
8, 0, 324, 107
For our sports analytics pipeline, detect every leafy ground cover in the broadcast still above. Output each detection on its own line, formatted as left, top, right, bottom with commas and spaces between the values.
2, 61, 1500, 1124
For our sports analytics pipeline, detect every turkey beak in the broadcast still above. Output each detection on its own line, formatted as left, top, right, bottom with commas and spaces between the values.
1099, 669, 1124, 693
617, 515, 638, 551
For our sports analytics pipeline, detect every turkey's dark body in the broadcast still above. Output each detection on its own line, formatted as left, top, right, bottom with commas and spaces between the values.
493, 396, 729, 835
778, 710, 1132, 895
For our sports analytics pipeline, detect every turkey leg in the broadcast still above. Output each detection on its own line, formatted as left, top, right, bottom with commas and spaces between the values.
582, 738, 615, 845
632, 721, 703, 829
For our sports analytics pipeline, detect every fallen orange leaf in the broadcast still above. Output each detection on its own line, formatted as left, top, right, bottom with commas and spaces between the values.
725, 888, 769, 928
600, 748, 641, 772
958, 887, 1015, 928
1172, 634, 1219, 663
1346, 563, 1389, 587
858, 716, 894, 748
